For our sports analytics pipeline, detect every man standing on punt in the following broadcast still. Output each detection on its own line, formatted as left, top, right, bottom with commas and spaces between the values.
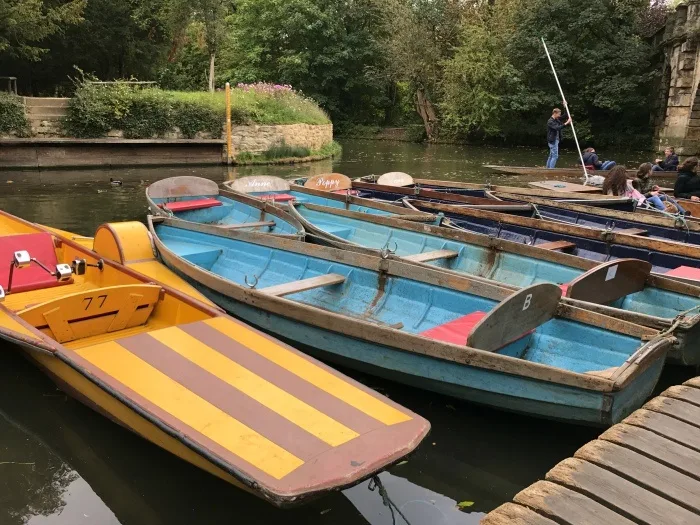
546, 107, 571, 169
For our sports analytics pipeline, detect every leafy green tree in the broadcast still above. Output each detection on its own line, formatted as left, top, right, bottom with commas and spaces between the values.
440, 0, 520, 137
225, 0, 388, 122
0, 0, 86, 60
504, 0, 655, 146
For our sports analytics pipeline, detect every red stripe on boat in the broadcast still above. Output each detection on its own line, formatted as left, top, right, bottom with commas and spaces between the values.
258, 193, 296, 202
162, 198, 222, 212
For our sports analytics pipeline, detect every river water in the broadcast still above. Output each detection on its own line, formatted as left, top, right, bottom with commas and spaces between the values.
0, 140, 690, 525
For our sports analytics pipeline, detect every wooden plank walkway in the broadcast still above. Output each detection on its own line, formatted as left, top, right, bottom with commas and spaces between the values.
482, 377, 700, 525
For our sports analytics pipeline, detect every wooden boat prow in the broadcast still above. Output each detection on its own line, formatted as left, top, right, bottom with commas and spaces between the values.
377, 172, 414, 187
0, 212, 429, 506
304, 173, 353, 191
226, 175, 291, 194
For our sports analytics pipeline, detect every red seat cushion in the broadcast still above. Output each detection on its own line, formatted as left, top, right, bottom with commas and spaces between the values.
420, 311, 486, 346
665, 266, 700, 282
0, 233, 72, 293
161, 198, 222, 212
257, 193, 296, 202
559, 284, 569, 296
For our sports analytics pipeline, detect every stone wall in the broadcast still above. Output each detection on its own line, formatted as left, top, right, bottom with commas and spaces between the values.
653, 1, 700, 154
228, 123, 333, 154
103, 123, 333, 155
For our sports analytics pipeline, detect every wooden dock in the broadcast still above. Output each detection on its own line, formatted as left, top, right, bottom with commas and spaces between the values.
482, 377, 700, 524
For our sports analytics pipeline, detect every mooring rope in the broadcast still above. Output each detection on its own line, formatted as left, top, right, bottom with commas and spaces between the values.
369, 475, 412, 525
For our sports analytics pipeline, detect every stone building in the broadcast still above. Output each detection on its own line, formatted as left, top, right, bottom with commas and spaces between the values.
654, 1, 700, 154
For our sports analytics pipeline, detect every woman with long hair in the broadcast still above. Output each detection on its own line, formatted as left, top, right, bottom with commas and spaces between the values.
602, 165, 645, 205
636, 162, 685, 213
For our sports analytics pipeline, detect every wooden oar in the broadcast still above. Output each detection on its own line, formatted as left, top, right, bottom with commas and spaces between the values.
541, 38, 589, 182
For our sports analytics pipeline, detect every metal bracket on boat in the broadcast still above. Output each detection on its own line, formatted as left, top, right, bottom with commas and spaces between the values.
602, 222, 615, 242
71, 258, 104, 275
531, 204, 542, 219
485, 182, 493, 191
244, 274, 259, 289
413, 185, 421, 195
380, 241, 397, 259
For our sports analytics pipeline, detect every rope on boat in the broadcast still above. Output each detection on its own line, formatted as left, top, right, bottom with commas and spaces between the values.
369, 475, 413, 525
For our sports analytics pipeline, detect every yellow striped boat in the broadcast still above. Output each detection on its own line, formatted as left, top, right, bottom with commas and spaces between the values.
0, 211, 429, 507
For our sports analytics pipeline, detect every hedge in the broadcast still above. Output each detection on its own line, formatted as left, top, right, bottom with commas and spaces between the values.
0, 93, 30, 136
63, 82, 330, 139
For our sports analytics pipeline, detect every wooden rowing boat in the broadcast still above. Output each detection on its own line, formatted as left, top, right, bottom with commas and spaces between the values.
147, 176, 303, 235
286, 202, 700, 365
352, 176, 637, 211
149, 215, 674, 426
0, 211, 429, 506
484, 165, 679, 180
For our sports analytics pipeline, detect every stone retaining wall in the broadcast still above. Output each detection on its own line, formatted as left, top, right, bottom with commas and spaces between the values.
228, 123, 333, 154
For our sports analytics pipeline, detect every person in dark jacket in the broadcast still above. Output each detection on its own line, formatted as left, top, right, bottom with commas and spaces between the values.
581, 147, 616, 170
652, 146, 679, 172
674, 157, 700, 201
546, 108, 571, 169
636, 162, 685, 213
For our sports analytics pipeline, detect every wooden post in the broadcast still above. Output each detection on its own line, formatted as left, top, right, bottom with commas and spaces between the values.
225, 82, 233, 164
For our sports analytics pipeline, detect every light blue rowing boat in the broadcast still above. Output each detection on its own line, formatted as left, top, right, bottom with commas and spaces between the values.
285, 201, 700, 365
148, 215, 673, 426
146, 176, 303, 235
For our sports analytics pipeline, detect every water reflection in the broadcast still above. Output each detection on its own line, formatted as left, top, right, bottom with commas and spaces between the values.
0, 140, 674, 524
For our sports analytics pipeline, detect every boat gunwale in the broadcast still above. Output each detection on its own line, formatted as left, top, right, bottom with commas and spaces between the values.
493, 192, 700, 232
149, 215, 672, 394
287, 202, 700, 328
409, 199, 700, 261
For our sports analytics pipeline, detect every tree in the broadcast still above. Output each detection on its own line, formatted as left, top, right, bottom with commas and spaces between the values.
160, 0, 233, 91
226, 0, 388, 121
504, 0, 656, 146
440, 0, 521, 137
377, 0, 463, 139
0, 0, 86, 60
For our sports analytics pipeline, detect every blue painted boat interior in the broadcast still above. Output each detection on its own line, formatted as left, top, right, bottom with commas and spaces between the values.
295, 205, 699, 320
151, 194, 298, 234
408, 202, 700, 274
155, 222, 645, 375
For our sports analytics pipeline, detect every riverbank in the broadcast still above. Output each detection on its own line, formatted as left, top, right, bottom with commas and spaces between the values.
0, 136, 340, 170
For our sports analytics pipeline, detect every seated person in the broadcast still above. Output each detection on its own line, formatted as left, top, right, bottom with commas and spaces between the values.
582, 147, 615, 170
674, 156, 700, 202
602, 165, 645, 205
635, 162, 686, 214
652, 146, 679, 172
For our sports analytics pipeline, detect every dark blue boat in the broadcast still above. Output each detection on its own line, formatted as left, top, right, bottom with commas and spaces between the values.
408, 199, 700, 275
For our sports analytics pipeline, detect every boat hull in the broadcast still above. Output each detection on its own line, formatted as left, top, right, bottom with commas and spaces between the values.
176, 278, 663, 427
484, 165, 675, 180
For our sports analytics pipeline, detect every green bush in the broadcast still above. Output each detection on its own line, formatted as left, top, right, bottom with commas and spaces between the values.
64, 81, 329, 139
120, 89, 173, 139
0, 93, 30, 136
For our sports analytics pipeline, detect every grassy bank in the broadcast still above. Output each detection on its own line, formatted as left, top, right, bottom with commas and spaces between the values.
63, 82, 330, 139
234, 141, 341, 165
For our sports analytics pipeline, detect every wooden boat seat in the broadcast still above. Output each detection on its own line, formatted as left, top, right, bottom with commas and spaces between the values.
536, 240, 576, 251
420, 311, 486, 346
259, 274, 346, 297
616, 228, 648, 236
161, 198, 222, 212
403, 250, 459, 263
18, 284, 163, 343
0, 233, 73, 293
257, 193, 296, 202
218, 221, 275, 230
563, 259, 651, 304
